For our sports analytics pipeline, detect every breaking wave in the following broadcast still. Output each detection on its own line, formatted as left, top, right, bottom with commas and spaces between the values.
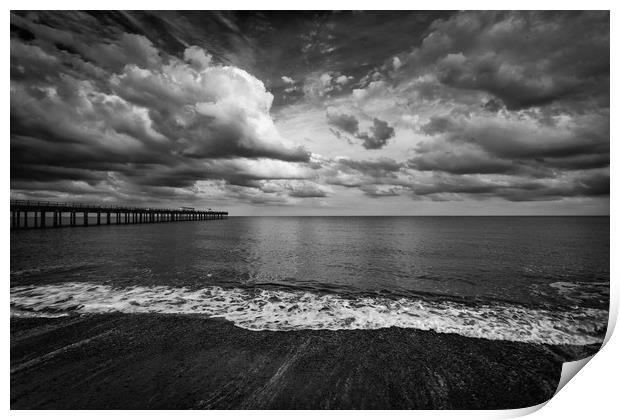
10, 282, 607, 346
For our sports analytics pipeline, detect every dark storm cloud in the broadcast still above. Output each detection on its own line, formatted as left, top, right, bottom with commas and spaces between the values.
324, 155, 608, 202
46, 10, 447, 109
321, 157, 406, 191
407, 108, 609, 200
337, 158, 402, 177
10, 10, 609, 210
408, 143, 520, 176
407, 11, 609, 110
287, 183, 329, 198
10, 11, 314, 203
357, 118, 396, 150
482, 98, 504, 113
360, 184, 403, 198
259, 11, 450, 106
414, 113, 609, 171
407, 170, 609, 202
326, 109, 395, 150
325, 107, 359, 134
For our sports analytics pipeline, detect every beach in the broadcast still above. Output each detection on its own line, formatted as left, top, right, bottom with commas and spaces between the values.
11, 313, 598, 410
10, 217, 609, 409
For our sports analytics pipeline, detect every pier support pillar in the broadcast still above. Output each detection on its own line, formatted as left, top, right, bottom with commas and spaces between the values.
40, 211, 45, 228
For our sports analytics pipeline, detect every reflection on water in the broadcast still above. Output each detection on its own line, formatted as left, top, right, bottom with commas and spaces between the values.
11, 216, 610, 310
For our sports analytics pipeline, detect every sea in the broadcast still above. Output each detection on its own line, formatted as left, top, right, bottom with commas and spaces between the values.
10, 216, 609, 346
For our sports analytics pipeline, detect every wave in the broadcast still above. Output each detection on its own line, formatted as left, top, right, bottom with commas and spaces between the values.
11, 262, 100, 279
10, 282, 607, 346
549, 281, 609, 303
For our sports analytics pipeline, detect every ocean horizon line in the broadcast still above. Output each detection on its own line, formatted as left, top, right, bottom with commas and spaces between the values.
224, 214, 610, 217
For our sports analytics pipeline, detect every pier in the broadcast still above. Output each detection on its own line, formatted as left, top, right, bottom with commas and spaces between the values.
10, 200, 228, 229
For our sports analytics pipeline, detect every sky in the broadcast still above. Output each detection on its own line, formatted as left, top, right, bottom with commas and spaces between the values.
10, 11, 610, 215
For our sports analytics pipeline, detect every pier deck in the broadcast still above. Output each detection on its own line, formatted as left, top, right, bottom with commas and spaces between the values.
10, 200, 228, 229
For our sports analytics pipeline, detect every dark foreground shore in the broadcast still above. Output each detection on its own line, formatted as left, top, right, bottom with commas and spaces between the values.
11, 314, 598, 409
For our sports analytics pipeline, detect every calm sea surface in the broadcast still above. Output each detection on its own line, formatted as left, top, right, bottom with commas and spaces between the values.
11, 216, 609, 345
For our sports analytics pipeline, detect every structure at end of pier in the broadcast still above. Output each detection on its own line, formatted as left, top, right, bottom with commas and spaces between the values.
10, 200, 228, 229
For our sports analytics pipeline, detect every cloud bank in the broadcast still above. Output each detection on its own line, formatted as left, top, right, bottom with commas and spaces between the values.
10, 11, 609, 214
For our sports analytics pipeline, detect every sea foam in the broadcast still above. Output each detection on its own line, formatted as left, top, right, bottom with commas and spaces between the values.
10, 282, 607, 346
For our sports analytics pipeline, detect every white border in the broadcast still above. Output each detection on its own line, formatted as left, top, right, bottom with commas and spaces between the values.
4, 2, 617, 419
4, 1, 618, 10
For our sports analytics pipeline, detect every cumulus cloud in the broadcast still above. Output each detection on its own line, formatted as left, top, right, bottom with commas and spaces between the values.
286, 181, 330, 198
416, 112, 609, 166
337, 158, 402, 176
409, 141, 516, 176
110, 61, 309, 161
10, 11, 609, 212
357, 118, 396, 150
303, 71, 357, 100
335, 74, 353, 85
392, 56, 402, 71
352, 80, 389, 102
183, 46, 212, 70
321, 157, 405, 191
326, 109, 395, 150
361, 184, 403, 198
405, 110, 609, 200
408, 11, 609, 109
325, 107, 359, 134
405, 170, 609, 202
10, 17, 311, 205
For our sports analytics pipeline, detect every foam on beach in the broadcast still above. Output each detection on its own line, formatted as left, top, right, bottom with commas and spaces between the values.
10, 282, 607, 346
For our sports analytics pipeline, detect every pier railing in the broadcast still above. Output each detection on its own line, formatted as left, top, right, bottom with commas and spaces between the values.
10, 200, 228, 229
